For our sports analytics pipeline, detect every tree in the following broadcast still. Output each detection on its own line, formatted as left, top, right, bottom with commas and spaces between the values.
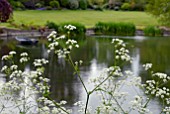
146, 0, 170, 26
0, 0, 13, 22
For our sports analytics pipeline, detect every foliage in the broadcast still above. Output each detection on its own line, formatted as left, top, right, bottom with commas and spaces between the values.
49, 0, 60, 9
46, 21, 59, 31
79, 0, 87, 10
88, 0, 104, 6
144, 25, 163, 36
0, 0, 13, 22
121, 2, 131, 10
35, 2, 45, 8
146, 0, 170, 26
95, 22, 136, 36
9, 1, 25, 10
59, 0, 69, 7
46, 6, 53, 10
129, 0, 146, 11
68, 0, 79, 9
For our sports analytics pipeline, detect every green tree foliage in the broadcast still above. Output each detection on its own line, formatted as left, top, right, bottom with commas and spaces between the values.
0, 0, 13, 22
121, 2, 130, 10
49, 0, 60, 9
68, 0, 79, 9
146, 0, 170, 26
59, 0, 69, 7
79, 0, 87, 10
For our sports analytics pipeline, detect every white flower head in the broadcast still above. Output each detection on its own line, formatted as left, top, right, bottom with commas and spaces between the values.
9, 51, 16, 55
143, 63, 152, 71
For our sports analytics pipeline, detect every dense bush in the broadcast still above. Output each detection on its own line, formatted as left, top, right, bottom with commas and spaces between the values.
68, 0, 79, 9
10, 1, 25, 10
121, 3, 130, 11
95, 22, 136, 36
49, 0, 60, 9
35, 2, 44, 8
144, 26, 163, 36
88, 0, 104, 6
79, 0, 87, 10
130, 3, 145, 11
46, 21, 59, 31
59, 0, 69, 7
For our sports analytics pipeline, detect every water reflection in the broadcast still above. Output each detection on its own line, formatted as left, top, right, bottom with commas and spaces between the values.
0, 36, 170, 113
131, 48, 140, 76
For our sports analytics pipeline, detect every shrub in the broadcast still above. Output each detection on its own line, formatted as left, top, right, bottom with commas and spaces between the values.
10, 1, 25, 10
131, 3, 145, 11
121, 3, 130, 11
45, 21, 59, 31
59, 0, 69, 7
0, 0, 12, 22
46, 6, 53, 10
94, 22, 136, 36
49, 0, 60, 9
144, 26, 163, 36
88, 0, 104, 6
68, 0, 79, 9
35, 2, 44, 8
79, 0, 87, 10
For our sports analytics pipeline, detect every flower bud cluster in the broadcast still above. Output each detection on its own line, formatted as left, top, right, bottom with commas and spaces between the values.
47, 27, 79, 59
163, 107, 170, 114
144, 80, 170, 99
64, 25, 76, 31
130, 96, 151, 114
1, 51, 16, 61
33, 59, 49, 67
37, 97, 71, 114
107, 66, 123, 77
143, 63, 152, 71
153, 72, 170, 83
20, 52, 29, 63
112, 38, 131, 62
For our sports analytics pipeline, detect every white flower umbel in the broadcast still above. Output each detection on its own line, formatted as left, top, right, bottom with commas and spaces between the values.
143, 63, 152, 71
64, 25, 76, 31
112, 38, 132, 62
47, 30, 79, 59
0, 51, 71, 114
20, 52, 29, 63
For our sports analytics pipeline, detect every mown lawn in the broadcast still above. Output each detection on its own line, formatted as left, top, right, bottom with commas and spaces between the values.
1, 10, 158, 28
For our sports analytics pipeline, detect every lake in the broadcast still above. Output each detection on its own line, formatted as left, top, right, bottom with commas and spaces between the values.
0, 36, 170, 113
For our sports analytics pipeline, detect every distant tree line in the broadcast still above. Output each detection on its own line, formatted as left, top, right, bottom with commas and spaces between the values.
7, 0, 147, 11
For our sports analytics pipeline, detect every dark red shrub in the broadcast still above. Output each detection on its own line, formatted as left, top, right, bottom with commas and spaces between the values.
0, 0, 13, 22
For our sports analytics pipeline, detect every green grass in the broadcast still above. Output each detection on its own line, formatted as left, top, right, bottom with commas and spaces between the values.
0, 10, 158, 28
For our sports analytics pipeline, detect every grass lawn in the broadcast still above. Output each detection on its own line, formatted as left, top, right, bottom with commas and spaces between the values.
1, 10, 158, 28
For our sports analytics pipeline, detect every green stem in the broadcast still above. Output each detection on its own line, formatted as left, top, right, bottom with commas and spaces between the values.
100, 89, 127, 114
90, 75, 111, 94
85, 94, 90, 114
67, 54, 88, 94
47, 96, 69, 114
143, 96, 152, 108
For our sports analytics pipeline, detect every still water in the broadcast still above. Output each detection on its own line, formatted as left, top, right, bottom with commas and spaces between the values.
0, 36, 170, 113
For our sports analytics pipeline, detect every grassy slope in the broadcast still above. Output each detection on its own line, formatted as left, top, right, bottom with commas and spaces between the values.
1, 10, 158, 28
